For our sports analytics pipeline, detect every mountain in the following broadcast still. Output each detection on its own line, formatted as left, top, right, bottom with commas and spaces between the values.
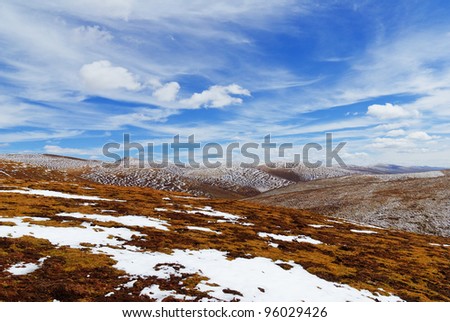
3, 154, 444, 194
2, 154, 359, 198
1, 157, 450, 301
346, 164, 447, 175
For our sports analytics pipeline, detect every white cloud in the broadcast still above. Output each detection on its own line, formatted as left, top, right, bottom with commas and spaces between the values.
107, 108, 178, 129
181, 84, 251, 108
152, 82, 180, 102
21, 1, 299, 25
371, 131, 440, 150
339, 151, 369, 163
79, 60, 142, 92
385, 129, 406, 137
371, 137, 412, 149
28, 0, 134, 20
44, 145, 100, 156
407, 131, 439, 141
367, 103, 418, 120
373, 121, 416, 131
430, 123, 450, 134
0, 96, 64, 130
0, 130, 83, 143
402, 89, 450, 117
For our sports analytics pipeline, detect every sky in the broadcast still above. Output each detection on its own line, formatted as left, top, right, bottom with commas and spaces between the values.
0, 0, 450, 167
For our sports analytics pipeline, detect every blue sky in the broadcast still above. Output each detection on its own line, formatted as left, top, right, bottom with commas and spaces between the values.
1, 0, 450, 166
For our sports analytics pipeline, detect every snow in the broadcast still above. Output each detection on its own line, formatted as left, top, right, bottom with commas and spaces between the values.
98, 247, 402, 302
0, 154, 365, 198
81, 202, 97, 206
258, 232, 323, 245
57, 212, 170, 231
186, 226, 221, 234
140, 285, 195, 301
429, 243, 450, 247
122, 280, 137, 288
0, 188, 123, 202
174, 196, 208, 200
375, 171, 445, 180
0, 212, 401, 302
326, 219, 344, 224
186, 206, 240, 222
154, 208, 168, 212
0, 216, 49, 224
342, 219, 384, 230
5, 257, 47, 275
309, 224, 334, 228
0, 216, 143, 248
0, 170, 11, 177
351, 229, 378, 234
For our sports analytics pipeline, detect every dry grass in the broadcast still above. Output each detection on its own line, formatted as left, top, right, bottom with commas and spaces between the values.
1, 160, 449, 301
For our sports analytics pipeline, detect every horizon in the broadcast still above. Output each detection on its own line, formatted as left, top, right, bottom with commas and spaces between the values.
1, 1, 450, 167
1, 152, 448, 172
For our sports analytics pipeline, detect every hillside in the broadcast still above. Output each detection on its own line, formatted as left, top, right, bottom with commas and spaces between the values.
248, 171, 450, 237
1, 154, 359, 198
1, 158, 450, 301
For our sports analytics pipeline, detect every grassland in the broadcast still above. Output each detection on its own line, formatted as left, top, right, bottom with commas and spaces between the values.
0, 160, 449, 301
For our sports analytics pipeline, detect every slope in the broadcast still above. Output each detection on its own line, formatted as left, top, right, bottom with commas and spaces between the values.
248, 171, 450, 237
0, 159, 449, 301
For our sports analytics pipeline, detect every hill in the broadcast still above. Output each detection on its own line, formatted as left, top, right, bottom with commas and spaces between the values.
0, 158, 449, 301
248, 171, 450, 237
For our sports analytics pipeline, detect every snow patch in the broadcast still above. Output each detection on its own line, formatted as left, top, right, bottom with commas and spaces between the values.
0, 216, 143, 248
99, 247, 402, 302
81, 202, 97, 206
0, 170, 11, 177
174, 196, 208, 200
57, 212, 170, 231
350, 229, 378, 234
258, 232, 322, 245
309, 224, 334, 228
0, 188, 124, 202
186, 226, 221, 234
5, 257, 47, 275
186, 206, 240, 222
140, 284, 196, 301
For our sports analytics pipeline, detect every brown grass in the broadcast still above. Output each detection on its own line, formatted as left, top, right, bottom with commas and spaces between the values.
1, 160, 450, 301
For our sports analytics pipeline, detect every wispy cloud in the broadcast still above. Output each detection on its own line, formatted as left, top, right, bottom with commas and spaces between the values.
44, 145, 101, 156
0, 130, 83, 143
